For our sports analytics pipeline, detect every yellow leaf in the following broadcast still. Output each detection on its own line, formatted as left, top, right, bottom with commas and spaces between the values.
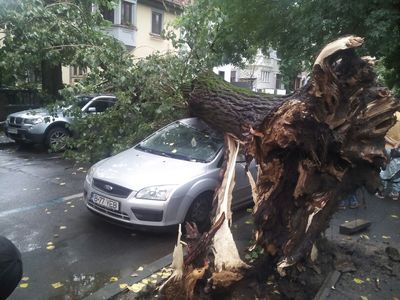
360, 234, 370, 240
59, 226, 67, 230
137, 266, 144, 271
151, 279, 157, 284
353, 278, 364, 284
51, 282, 64, 289
390, 215, 399, 219
119, 284, 128, 289
382, 235, 391, 239
151, 274, 157, 278
366, 278, 371, 282
141, 279, 149, 284
60, 182, 66, 186
46, 245, 55, 250
19, 283, 29, 288
130, 273, 138, 277
47, 242, 53, 246
360, 296, 368, 300
70, 205, 75, 208
109, 276, 118, 282
127, 283, 145, 293
21, 277, 29, 281
245, 219, 253, 224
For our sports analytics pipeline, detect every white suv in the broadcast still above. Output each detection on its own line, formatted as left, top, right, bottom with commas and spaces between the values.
4, 95, 116, 150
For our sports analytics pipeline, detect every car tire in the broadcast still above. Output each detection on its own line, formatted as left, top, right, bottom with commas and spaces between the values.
184, 194, 213, 233
45, 126, 70, 151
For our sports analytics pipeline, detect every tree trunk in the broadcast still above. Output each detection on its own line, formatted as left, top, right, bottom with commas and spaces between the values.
175, 36, 399, 295
41, 60, 63, 97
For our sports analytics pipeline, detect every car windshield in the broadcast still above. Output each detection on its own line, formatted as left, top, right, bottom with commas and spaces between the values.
136, 121, 223, 162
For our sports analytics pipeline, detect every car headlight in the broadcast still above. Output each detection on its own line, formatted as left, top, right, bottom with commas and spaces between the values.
135, 185, 177, 201
24, 117, 43, 125
86, 166, 96, 185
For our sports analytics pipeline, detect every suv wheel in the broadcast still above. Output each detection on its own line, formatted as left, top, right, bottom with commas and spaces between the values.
45, 126, 69, 151
185, 194, 213, 233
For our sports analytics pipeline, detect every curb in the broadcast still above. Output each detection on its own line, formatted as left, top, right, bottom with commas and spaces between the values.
83, 253, 173, 300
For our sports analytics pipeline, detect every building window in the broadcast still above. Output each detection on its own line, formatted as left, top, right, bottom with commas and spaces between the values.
261, 71, 270, 82
151, 11, 163, 35
121, 1, 133, 26
218, 71, 225, 79
100, 5, 114, 23
230, 71, 236, 82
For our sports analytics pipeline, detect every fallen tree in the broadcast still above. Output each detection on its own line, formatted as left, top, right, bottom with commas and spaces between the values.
162, 36, 400, 299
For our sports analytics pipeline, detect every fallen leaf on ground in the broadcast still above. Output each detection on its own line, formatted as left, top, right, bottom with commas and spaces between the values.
64, 210, 68, 213
245, 219, 253, 224
151, 279, 157, 284
141, 279, 149, 284
59, 183, 66, 186
360, 296, 368, 300
70, 205, 75, 208
137, 266, 144, 271
23, 188, 27, 191
66, 201, 71, 205
54, 234, 59, 238
46, 245, 55, 250
36, 188, 40, 190
366, 278, 371, 282
21, 277, 29, 281
360, 234, 370, 240
353, 278, 364, 284
51, 282, 64, 289
109, 277, 118, 282
151, 274, 157, 279
77, 167, 84, 171
390, 215, 399, 219
59, 226, 67, 230
119, 283, 128, 289
55, 177, 60, 180
47, 242, 53, 246
246, 208, 252, 213
382, 235, 391, 239
19, 283, 29, 288
127, 283, 145, 293
130, 273, 138, 277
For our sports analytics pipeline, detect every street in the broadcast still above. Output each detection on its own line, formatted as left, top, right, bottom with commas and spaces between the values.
0, 144, 176, 299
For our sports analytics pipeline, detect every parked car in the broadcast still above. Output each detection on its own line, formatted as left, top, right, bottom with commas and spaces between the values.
4, 95, 116, 150
84, 117, 257, 230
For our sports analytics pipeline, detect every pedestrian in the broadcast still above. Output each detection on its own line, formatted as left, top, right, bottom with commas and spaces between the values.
338, 193, 359, 209
0, 236, 23, 300
377, 137, 400, 200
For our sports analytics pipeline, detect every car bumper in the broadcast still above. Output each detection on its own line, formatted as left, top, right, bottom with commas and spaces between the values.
84, 180, 184, 228
4, 125, 44, 144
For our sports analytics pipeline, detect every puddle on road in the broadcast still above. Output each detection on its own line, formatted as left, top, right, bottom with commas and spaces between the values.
50, 272, 119, 299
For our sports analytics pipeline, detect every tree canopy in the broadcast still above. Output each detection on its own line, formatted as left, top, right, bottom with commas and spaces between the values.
175, 0, 400, 93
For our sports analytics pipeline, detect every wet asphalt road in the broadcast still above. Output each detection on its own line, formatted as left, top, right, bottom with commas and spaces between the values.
0, 144, 176, 299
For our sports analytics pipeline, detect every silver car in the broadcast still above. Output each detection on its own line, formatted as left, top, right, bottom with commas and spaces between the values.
4, 95, 116, 149
84, 117, 257, 230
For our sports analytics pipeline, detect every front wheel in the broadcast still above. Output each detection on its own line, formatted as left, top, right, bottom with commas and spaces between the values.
184, 195, 213, 233
45, 126, 70, 151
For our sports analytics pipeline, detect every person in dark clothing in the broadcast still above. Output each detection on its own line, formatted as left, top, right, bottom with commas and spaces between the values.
0, 236, 22, 300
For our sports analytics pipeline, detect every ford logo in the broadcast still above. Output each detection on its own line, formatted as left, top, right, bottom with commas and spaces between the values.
104, 184, 113, 191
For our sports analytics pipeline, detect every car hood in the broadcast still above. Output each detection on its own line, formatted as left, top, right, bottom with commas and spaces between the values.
93, 147, 209, 191
9, 108, 65, 119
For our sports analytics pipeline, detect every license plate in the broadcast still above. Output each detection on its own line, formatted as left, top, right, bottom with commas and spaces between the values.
7, 127, 17, 134
91, 193, 120, 211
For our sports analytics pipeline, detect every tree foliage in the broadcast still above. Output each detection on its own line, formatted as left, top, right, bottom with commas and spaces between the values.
174, 0, 400, 93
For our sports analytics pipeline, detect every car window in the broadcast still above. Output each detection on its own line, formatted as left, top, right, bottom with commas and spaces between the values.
136, 121, 223, 163
86, 99, 114, 113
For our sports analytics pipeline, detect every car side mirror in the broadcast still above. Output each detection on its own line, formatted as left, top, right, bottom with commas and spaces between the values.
87, 107, 96, 113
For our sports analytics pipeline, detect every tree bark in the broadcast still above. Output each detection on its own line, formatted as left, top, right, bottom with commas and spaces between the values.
183, 36, 399, 280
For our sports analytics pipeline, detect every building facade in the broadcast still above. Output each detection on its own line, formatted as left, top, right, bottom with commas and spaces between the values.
63, 0, 187, 85
213, 49, 286, 95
